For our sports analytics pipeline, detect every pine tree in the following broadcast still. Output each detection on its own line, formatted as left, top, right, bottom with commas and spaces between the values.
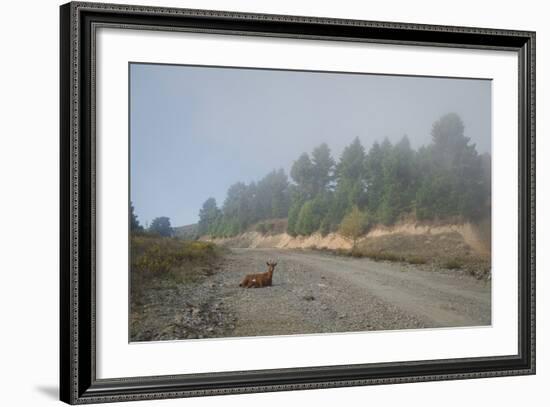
198, 198, 221, 235
149, 217, 172, 237
130, 201, 143, 232
311, 143, 335, 195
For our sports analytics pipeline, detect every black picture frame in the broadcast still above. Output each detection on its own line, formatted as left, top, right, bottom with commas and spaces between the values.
60, 1, 536, 404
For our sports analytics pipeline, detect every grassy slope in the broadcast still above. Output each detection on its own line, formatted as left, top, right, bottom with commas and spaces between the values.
131, 234, 223, 294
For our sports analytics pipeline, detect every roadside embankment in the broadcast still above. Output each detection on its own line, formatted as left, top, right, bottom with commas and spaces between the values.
204, 220, 491, 279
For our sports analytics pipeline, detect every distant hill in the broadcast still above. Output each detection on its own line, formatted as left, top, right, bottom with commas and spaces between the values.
173, 223, 198, 240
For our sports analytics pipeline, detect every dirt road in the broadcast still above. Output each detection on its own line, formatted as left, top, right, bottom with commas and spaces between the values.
131, 248, 491, 341
208, 248, 490, 337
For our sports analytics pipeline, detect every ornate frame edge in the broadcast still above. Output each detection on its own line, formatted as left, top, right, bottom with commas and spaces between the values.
60, 2, 536, 404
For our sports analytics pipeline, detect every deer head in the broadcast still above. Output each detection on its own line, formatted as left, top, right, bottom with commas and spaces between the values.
266, 261, 277, 274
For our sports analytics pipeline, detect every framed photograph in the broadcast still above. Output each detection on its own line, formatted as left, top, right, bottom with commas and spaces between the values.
60, 1, 535, 404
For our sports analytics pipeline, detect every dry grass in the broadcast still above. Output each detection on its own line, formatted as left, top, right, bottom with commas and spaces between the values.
356, 231, 489, 275
357, 250, 428, 265
131, 234, 223, 304
309, 230, 489, 279
313, 246, 428, 266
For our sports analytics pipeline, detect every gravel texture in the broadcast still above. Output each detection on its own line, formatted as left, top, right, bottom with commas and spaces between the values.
130, 248, 491, 342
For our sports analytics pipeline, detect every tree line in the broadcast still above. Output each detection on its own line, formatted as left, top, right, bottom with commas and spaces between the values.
134, 113, 491, 240
131, 203, 173, 237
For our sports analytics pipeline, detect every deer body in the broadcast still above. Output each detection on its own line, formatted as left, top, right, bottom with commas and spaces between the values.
239, 261, 277, 288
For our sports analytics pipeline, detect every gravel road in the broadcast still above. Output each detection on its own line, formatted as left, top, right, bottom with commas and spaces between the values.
131, 248, 491, 341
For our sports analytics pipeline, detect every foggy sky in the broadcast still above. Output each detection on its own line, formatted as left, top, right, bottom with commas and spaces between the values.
130, 63, 491, 227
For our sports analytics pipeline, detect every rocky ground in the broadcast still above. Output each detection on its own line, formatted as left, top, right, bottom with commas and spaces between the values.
130, 248, 491, 342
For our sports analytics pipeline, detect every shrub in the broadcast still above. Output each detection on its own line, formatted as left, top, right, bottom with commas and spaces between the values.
443, 258, 463, 269
339, 206, 368, 248
256, 223, 268, 234
334, 248, 351, 257
131, 235, 220, 285
148, 216, 173, 237
406, 256, 428, 265
319, 218, 331, 237
360, 250, 404, 262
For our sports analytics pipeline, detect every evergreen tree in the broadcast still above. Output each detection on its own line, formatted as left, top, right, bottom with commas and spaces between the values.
149, 216, 172, 237
311, 143, 335, 195
286, 200, 303, 236
255, 169, 290, 219
296, 201, 317, 235
294, 195, 328, 235
364, 141, 384, 216
195, 111, 490, 239
378, 135, 416, 224
198, 198, 221, 235
331, 137, 367, 225
290, 153, 314, 200
130, 201, 143, 232
415, 113, 488, 221
336, 137, 366, 181
222, 182, 254, 235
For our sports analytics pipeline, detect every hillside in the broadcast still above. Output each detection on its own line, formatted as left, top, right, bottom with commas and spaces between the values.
203, 219, 491, 280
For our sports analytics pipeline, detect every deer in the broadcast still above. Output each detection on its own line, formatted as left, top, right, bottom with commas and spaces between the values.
239, 261, 277, 288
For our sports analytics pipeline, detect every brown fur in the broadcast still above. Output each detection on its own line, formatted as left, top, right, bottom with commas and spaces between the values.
239, 261, 277, 288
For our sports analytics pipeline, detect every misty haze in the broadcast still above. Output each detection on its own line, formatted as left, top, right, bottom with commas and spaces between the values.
129, 63, 491, 342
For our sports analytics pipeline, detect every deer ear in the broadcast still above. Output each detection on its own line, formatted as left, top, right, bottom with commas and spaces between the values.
273, 262, 277, 267
266, 262, 270, 266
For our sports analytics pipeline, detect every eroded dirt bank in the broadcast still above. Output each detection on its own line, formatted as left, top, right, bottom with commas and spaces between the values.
203, 221, 491, 280
205, 221, 490, 255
